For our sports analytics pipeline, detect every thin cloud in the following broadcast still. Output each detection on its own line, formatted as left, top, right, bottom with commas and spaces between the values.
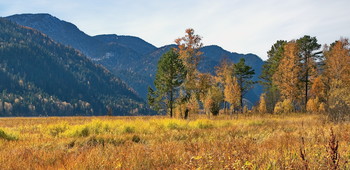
1, 0, 349, 60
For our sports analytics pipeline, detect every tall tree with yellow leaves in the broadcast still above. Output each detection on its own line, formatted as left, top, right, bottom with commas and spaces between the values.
215, 58, 234, 114
196, 73, 214, 107
324, 38, 350, 121
309, 76, 327, 102
224, 75, 241, 118
175, 28, 203, 93
273, 41, 302, 108
258, 93, 267, 113
261, 40, 287, 112
174, 28, 203, 118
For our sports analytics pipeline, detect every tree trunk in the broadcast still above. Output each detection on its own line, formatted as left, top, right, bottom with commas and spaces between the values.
224, 101, 227, 115
170, 90, 173, 118
184, 108, 189, 119
304, 57, 309, 112
240, 93, 243, 114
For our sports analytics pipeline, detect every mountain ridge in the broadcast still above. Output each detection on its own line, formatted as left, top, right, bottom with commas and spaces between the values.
0, 17, 149, 116
6, 13, 264, 106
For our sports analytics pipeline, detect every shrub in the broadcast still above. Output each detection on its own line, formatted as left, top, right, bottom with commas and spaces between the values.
191, 119, 214, 129
274, 99, 294, 114
122, 125, 135, 134
62, 125, 90, 137
46, 122, 69, 137
281, 99, 293, 113
0, 128, 19, 141
328, 86, 350, 121
132, 135, 141, 143
258, 93, 267, 113
274, 101, 283, 114
306, 97, 319, 113
319, 102, 326, 113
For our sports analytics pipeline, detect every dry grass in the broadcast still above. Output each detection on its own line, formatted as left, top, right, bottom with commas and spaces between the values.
0, 114, 349, 169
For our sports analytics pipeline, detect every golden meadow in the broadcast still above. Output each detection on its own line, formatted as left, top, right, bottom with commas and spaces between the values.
0, 114, 349, 169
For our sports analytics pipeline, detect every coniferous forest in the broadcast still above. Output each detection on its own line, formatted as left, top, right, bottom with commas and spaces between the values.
0, 18, 148, 116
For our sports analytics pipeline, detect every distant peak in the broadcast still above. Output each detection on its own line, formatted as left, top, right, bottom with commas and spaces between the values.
96, 34, 118, 37
8, 13, 54, 18
204, 45, 224, 50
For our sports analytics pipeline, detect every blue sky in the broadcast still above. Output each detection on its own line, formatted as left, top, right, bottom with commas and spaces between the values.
1, 0, 349, 60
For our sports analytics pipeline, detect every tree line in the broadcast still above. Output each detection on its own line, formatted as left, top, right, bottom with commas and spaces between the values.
149, 29, 350, 121
148, 29, 256, 118
261, 36, 350, 121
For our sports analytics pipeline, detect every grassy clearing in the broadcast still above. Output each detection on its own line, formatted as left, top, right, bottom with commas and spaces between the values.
0, 114, 349, 169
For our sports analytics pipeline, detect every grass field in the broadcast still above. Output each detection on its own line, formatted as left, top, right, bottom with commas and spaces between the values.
0, 114, 349, 169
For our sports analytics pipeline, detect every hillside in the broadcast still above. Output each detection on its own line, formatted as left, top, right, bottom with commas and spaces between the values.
7, 13, 264, 105
0, 17, 149, 116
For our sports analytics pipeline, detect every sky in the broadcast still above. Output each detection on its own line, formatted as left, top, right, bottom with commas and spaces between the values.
1, 0, 349, 60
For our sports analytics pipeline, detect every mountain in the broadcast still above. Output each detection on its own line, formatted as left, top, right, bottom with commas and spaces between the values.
0, 17, 149, 116
94, 34, 157, 55
7, 13, 264, 106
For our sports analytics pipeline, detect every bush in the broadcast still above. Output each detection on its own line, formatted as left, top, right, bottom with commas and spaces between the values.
0, 128, 19, 141
328, 86, 350, 122
62, 125, 90, 137
307, 97, 319, 113
274, 99, 294, 114
46, 122, 69, 137
122, 125, 135, 134
274, 102, 283, 114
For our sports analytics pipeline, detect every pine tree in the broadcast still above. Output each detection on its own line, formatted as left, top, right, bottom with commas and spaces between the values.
148, 49, 186, 117
261, 40, 286, 112
233, 58, 256, 111
296, 35, 322, 111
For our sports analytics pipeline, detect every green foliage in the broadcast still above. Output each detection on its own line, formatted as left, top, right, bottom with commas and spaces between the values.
0, 128, 19, 141
149, 49, 186, 117
296, 35, 322, 110
233, 58, 256, 109
46, 122, 69, 137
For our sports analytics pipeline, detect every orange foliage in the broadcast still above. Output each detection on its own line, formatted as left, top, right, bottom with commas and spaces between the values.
258, 93, 267, 113
273, 41, 302, 104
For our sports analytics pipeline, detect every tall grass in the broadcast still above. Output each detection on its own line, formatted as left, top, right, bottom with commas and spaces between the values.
0, 114, 349, 169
